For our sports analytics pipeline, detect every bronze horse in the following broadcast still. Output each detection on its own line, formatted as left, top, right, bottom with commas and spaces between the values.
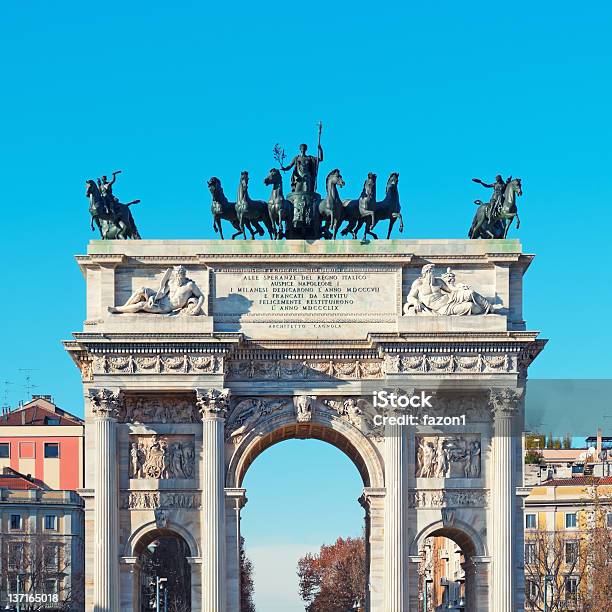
264, 168, 293, 240
86, 179, 140, 239
235, 171, 274, 239
340, 172, 377, 242
208, 177, 262, 240
344, 172, 403, 240
318, 169, 346, 239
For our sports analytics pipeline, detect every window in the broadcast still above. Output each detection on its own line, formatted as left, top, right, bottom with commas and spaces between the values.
44, 514, 57, 531
43, 578, 58, 594
10, 514, 22, 530
565, 577, 578, 600
43, 544, 60, 571
44, 442, 59, 458
526, 579, 538, 601
44, 416, 61, 425
8, 542, 26, 570
18, 441, 35, 458
0, 442, 9, 458
565, 513, 577, 529
525, 513, 537, 529
607, 513, 612, 528
525, 542, 537, 565
565, 541, 579, 564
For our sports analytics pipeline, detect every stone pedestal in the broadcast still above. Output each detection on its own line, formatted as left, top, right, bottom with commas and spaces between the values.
90, 389, 120, 612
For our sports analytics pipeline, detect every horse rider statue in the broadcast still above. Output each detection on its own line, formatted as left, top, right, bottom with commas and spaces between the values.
472, 174, 509, 222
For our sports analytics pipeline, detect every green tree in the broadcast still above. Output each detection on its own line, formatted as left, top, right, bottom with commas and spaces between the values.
240, 537, 256, 612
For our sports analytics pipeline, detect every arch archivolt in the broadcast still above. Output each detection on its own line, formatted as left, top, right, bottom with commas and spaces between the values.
410, 515, 487, 558
225, 395, 385, 489
124, 518, 200, 558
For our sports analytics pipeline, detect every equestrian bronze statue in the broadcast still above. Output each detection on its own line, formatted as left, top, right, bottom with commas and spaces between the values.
85, 171, 141, 239
469, 176, 522, 239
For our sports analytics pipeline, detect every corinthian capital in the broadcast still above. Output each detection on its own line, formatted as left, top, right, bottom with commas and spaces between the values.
196, 388, 230, 419
488, 387, 523, 417
89, 388, 121, 419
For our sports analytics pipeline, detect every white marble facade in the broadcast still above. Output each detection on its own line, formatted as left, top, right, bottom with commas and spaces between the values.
65, 239, 545, 611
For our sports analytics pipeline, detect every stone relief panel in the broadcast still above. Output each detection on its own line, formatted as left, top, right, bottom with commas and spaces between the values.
225, 358, 383, 381
92, 353, 222, 375
121, 491, 201, 510
403, 265, 500, 316
408, 489, 489, 508
383, 352, 516, 375
224, 395, 384, 444
129, 435, 195, 479
111, 265, 207, 316
416, 435, 482, 479
119, 396, 199, 423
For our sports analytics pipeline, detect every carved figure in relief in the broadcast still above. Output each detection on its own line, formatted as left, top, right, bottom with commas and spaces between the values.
417, 440, 437, 478
181, 444, 195, 478
416, 435, 481, 479
130, 442, 144, 478
108, 265, 205, 315
436, 439, 451, 478
469, 441, 481, 478
296, 395, 314, 422
132, 435, 195, 480
404, 264, 497, 316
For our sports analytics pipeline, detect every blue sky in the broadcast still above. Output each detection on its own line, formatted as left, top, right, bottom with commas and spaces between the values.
1, 1, 611, 609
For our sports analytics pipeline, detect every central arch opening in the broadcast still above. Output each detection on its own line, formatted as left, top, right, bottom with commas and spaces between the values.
240, 436, 368, 611
135, 530, 192, 612
418, 528, 479, 612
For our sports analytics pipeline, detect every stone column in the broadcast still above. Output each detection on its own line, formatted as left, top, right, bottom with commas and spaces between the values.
197, 388, 230, 612
359, 487, 385, 611
119, 557, 141, 612
90, 388, 121, 612
489, 388, 521, 612
383, 410, 408, 611
186, 557, 203, 612
225, 488, 248, 610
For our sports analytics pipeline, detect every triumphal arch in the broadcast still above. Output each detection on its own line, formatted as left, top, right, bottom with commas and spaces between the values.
65, 238, 544, 611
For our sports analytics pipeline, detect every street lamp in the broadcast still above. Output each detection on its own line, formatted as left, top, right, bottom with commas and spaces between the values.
543, 574, 553, 612
15, 574, 26, 612
155, 577, 167, 612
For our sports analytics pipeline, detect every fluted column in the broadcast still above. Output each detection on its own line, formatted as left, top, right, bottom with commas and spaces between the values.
383, 409, 408, 611
197, 388, 230, 612
90, 388, 121, 612
489, 388, 521, 612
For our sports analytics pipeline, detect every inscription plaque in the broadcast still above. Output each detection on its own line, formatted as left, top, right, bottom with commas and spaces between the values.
212, 266, 401, 338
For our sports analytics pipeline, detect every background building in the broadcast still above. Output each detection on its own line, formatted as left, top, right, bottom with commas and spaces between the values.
523, 475, 612, 610
0, 395, 84, 490
0, 471, 85, 610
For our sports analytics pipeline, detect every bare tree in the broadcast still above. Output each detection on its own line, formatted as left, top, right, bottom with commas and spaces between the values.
525, 486, 612, 611
4, 534, 84, 611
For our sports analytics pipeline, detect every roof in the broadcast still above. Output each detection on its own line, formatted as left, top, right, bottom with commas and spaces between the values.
539, 449, 586, 460
0, 396, 83, 427
0, 467, 43, 490
540, 476, 612, 487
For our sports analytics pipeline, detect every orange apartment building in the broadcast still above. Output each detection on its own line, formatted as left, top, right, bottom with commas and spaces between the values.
0, 395, 84, 490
